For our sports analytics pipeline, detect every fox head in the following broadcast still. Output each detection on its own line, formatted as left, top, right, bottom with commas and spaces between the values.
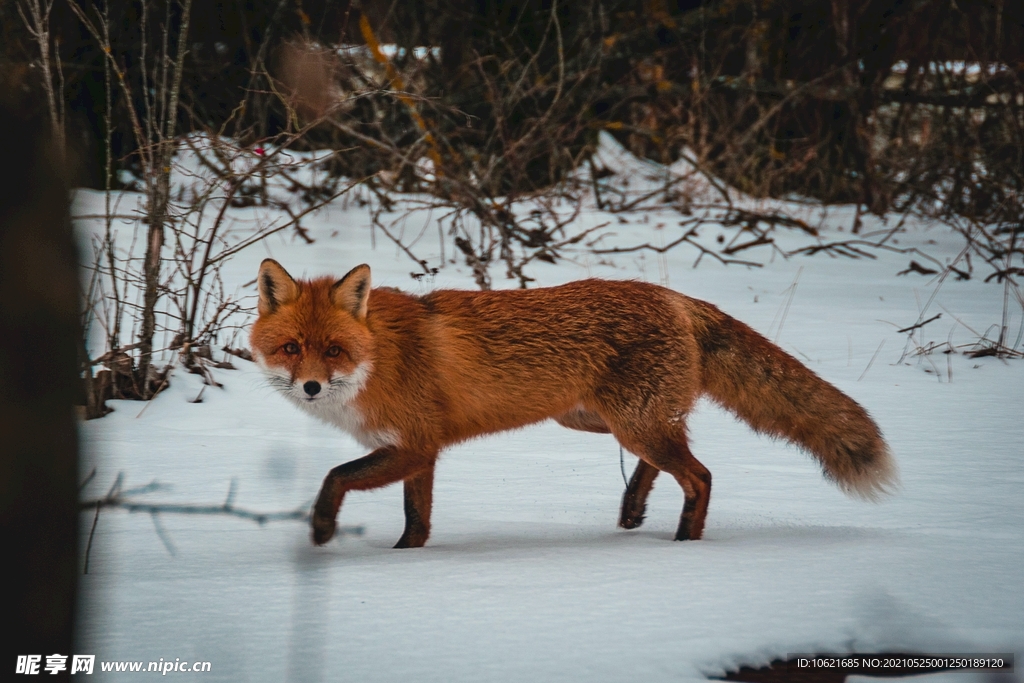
249, 259, 374, 407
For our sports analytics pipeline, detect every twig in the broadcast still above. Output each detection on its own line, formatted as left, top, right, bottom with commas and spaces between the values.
150, 511, 177, 556
858, 339, 886, 381
83, 501, 103, 575
896, 260, 939, 276
80, 475, 366, 568
773, 267, 802, 343
208, 176, 366, 266
135, 364, 173, 418
897, 313, 941, 334
592, 228, 762, 268
88, 343, 142, 367
619, 445, 628, 489
79, 467, 97, 492
83, 472, 123, 574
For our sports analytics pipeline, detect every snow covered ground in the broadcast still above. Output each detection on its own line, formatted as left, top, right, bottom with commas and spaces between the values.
74, 140, 1023, 682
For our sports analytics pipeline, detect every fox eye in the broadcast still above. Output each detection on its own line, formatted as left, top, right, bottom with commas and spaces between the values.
326, 345, 342, 358
282, 342, 299, 355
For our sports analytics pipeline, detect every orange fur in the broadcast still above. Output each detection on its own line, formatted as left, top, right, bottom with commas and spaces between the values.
250, 260, 897, 547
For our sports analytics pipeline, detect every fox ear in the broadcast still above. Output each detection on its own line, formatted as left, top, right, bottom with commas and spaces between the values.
331, 264, 371, 321
257, 259, 299, 316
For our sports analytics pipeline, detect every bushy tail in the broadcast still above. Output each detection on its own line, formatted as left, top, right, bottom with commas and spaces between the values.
689, 299, 897, 499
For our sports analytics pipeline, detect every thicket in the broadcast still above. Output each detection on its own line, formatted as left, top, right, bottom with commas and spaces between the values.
5, 1, 1021, 215
3, 0, 1021, 415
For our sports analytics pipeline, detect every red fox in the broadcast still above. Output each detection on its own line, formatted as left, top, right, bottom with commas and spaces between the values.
250, 259, 896, 548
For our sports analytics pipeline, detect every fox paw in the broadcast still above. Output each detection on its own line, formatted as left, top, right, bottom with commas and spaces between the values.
618, 506, 646, 530
311, 514, 336, 545
393, 529, 428, 549
674, 517, 703, 541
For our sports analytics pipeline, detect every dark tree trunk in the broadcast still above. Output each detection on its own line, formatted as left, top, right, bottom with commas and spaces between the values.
0, 95, 80, 680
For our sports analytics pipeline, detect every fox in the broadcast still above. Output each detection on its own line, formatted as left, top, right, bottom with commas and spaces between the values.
249, 259, 897, 548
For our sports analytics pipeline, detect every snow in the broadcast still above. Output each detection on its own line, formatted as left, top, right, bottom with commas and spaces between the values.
74, 137, 1024, 682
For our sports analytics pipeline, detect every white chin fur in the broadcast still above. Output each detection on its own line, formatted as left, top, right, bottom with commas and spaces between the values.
258, 359, 397, 449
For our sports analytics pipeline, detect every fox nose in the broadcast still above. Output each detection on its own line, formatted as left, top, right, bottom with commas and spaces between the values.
303, 380, 321, 397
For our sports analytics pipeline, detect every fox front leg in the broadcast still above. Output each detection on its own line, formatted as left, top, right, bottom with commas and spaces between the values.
394, 463, 436, 549
311, 445, 437, 545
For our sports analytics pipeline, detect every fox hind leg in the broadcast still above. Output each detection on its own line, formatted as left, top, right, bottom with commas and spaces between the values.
559, 398, 710, 539
553, 408, 662, 529
619, 459, 659, 529
606, 420, 711, 540
672, 446, 711, 541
